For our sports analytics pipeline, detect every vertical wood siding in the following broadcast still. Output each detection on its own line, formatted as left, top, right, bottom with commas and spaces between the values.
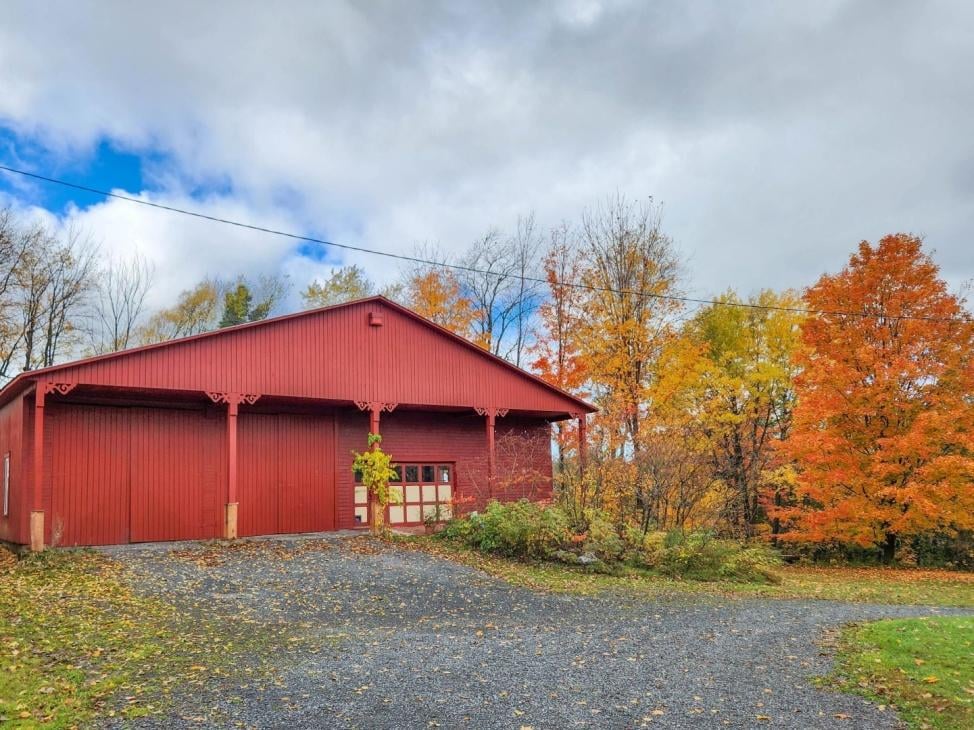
44, 403, 224, 546
128, 407, 224, 543
45, 301, 585, 415
0, 393, 25, 544
50, 404, 130, 546
238, 412, 335, 537
238, 414, 279, 537
335, 409, 552, 529
277, 414, 335, 534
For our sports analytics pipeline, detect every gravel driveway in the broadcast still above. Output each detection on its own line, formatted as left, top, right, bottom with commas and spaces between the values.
104, 535, 966, 729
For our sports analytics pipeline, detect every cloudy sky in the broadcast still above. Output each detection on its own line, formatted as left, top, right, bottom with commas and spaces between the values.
1, 0, 972, 312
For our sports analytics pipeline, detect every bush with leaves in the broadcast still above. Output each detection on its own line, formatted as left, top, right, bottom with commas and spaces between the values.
351, 433, 399, 535
581, 508, 626, 562
643, 529, 781, 583
439, 501, 782, 583
440, 499, 570, 559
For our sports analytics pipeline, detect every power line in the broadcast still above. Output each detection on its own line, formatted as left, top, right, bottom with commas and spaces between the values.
1, 162, 970, 325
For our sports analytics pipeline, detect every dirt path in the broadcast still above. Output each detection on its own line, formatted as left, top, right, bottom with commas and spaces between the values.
104, 536, 968, 729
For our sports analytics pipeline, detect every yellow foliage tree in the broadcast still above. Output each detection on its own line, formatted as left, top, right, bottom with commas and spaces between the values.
138, 279, 221, 343
403, 269, 478, 338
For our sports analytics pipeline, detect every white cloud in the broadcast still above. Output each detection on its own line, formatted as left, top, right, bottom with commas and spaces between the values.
7, 191, 329, 311
0, 0, 972, 307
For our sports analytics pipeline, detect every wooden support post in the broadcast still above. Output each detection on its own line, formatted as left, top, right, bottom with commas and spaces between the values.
226, 398, 239, 539
28, 382, 78, 551
486, 410, 496, 497
354, 401, 397, 528
475, 407, 508, 500
577, 413, 588, 474
354, 401, 396, 447
30, 386, 46, 552
370, 405, 381, 446
206, 391, 260, 540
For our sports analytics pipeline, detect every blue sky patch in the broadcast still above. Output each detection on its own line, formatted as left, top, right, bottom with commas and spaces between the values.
0, 126, 161, 212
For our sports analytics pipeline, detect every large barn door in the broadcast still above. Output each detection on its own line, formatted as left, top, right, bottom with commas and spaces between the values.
237, 412, 335, 537
49, 404, 130, 547
278, 414, 335, 534
129, 408, 223, 543
237, 414, 280, 537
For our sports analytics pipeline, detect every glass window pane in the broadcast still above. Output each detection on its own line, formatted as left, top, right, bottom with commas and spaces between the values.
422, 484, 437, 502
390, 464, 402, 482
405, 465, 419, 482
353, 467, 363, 484
389, 505, 405, 524
439, 465, 450, 483
405, 485, 420, 503
354, 486, 368, 505
422, 465, 435, 482
406, 505, 422, 523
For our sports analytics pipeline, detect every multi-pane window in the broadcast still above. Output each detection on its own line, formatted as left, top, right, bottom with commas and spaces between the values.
354, 462, 454, 526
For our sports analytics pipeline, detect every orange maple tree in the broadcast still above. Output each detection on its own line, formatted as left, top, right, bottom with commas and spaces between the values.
529, 235, 587, 463
776, 234, 974, 562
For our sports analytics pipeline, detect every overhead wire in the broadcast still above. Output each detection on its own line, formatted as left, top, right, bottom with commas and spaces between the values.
1, 162, 970, 325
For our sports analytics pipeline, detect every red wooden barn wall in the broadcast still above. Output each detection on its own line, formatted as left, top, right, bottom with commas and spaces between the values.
38, 299, 585, 414
237, 412, 336, 537
42, 403, 227, 547
0, 392, 25, 544
11, 404, 549, 545
335, 410, 552, 530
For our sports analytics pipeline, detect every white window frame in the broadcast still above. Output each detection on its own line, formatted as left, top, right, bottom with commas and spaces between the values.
2, 453, 9, 517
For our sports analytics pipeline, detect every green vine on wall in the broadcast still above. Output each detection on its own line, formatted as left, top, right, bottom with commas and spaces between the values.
352, 433, 400, 535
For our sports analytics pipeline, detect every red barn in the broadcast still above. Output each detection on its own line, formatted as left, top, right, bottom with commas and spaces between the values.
0, 296, 594, 550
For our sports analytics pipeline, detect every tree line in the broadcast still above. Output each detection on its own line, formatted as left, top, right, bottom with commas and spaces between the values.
1, 197, 971, 564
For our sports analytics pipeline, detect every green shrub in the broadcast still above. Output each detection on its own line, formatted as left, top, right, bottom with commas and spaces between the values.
582, 509, 626, 562
440, 504, 781, 584
624, 526, 666, 562
440, 500, 570, 560
654, 530, 782, 583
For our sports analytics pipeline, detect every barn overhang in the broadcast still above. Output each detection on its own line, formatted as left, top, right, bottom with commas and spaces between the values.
18, 376, 589, 550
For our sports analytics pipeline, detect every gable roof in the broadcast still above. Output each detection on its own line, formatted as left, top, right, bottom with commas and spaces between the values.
0, 296, 596, 414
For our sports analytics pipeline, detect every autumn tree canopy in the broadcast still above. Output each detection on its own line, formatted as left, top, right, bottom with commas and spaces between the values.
402, 268, 478, 338
301, 265, 375, 308
652, 290, 803, 536
776, 234, 974, 561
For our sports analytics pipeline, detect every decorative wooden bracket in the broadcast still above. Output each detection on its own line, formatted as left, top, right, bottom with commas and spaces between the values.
354, 401, 398, 413
40, 382, 77, 397
205, 391, 261, 406
474, 406, 508, 418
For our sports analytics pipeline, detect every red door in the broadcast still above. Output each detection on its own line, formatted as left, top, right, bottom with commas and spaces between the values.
129, 407, 224, 543
48, 404, 224, 546
278, 414, 335, 534
238, 414, 280, 537
238, 413, 335, 536
49, 404, 130, 547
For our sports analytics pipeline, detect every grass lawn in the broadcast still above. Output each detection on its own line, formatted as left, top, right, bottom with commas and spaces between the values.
0, 548, 278, 728
399, 535, 974, 607
829, 617, 974, 729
